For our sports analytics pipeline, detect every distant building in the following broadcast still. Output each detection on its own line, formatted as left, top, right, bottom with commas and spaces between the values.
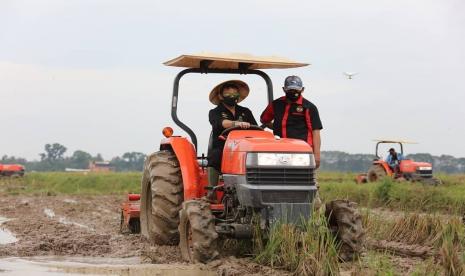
89, 161, 114, 172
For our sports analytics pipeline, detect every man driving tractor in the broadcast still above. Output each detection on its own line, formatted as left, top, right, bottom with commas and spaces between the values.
386, 147, 404, 175
207, 80, 258, 200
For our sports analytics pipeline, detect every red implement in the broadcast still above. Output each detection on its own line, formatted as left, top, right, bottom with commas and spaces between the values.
120, 193, 141, 234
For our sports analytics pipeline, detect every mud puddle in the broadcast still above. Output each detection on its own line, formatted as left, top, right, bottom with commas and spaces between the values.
0, 257, 214, 276
43, 208, 94, 231
0, 217, 17, 245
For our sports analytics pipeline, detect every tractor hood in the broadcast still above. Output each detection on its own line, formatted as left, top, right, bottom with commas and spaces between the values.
0, 164, 25, 171
221, 130, 313, 174
399, 159, 432, 173
225, 130, 312, 153
412, 161, 432, 167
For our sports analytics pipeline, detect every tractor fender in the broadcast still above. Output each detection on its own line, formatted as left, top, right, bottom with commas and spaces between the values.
373, 160, 393, 176
160, 137, 201, 200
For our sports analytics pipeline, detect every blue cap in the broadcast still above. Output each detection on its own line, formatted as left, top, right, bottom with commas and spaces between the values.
284, 75, 303, 90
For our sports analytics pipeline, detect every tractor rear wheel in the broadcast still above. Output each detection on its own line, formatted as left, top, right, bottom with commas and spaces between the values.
179, 200, 219, 263
325, 199, 365, 261
367, 165, 387, 182
140, 150, 183, 245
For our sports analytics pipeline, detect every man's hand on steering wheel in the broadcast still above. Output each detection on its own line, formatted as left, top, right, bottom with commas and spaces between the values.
234, 121, 251, 129
218, 124, 264, 140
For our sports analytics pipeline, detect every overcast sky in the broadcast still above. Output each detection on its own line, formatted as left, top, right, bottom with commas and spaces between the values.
1, 0, 464, 160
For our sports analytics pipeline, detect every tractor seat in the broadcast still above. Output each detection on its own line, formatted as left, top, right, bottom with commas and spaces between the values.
196, 131, 214, 168
207, 130, 214, 156
197, 158, 208, 167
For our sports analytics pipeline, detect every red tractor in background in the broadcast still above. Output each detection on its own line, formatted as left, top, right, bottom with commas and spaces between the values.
356, 140, 441, 185
0, 164, 25, 177
122, 53, 365, 263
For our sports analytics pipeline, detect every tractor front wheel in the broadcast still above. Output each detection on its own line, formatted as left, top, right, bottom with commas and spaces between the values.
140, 150, 183, 245
325, 199, 365, 261
367, 165, 387, 182
420, 177, 442, 186
179, 200, 219, 263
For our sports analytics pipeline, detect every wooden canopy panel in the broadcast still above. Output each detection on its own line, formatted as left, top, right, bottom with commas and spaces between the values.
163, 52, 309, 69
373, 139, 418, 144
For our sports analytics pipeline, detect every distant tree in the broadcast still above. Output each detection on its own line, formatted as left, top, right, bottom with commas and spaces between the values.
93, 153, 104, 162
406, 153, 434, 164
1, 155, 27, 164
69, 150, 92, 169
40, 143, 67, 161
111, 152, 146, 171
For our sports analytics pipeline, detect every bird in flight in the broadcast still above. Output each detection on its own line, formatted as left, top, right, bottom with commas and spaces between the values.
344, 72, 358, 79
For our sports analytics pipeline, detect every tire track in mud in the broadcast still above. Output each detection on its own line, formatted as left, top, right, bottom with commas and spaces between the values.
0, 195, 144, 258
0, 195, 290, 275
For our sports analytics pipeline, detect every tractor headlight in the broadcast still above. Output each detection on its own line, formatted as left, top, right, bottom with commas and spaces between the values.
246, 153, 315, 167
418, 166, 432, 171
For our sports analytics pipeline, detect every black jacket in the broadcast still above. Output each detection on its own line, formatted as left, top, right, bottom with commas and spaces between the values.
260, 96, 322, 146
208, 104, 257, 170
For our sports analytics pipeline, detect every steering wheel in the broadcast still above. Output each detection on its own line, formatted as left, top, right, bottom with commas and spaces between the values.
218, 125, 264, 141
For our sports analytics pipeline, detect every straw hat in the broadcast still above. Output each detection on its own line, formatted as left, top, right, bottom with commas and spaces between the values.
209, 80, 250, 105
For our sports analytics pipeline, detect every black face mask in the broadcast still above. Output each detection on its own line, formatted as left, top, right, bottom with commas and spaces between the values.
285, 91, 301, 102
223, 96, 239, 107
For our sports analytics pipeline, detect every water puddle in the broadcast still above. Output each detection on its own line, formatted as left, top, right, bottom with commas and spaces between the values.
43, 208, 55, 218
0, 217, 17, 245
43, 208, 94, 231
0, 257, 214, 276
63, 199, 78, 204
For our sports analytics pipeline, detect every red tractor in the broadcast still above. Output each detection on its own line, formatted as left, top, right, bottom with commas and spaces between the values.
356, 140, 441, 185
124, 53, 364, 262
0, 164, 25, 177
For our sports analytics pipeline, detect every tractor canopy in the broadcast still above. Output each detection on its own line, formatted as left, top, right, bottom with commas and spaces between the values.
373, 139, 418, 158
164, 52, 309, 69
163, 52, 309, 150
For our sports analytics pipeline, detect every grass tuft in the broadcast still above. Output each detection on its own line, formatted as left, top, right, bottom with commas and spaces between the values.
0, 172, 141, 195
255, 210, 340, 275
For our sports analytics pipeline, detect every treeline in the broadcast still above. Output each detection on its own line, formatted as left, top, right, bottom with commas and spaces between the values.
321, 151, 465, 173
1, 143, 145, 172
2, 145, 465, 173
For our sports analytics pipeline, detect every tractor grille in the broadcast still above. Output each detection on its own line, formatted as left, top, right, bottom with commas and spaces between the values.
246, 168, 315, 185
416, 169, 433, 178
262, 191, 311, 203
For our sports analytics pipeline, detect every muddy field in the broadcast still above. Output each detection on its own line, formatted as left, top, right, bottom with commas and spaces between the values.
0, 194, 432, 276
0, 195, 288, 275
2, 172, 465, 275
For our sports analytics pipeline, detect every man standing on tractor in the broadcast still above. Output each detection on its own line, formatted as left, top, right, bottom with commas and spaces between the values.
386, 148, 404, 175
260, 75, 323, 168
260, 75, 323, 207
207, 80, 258, 200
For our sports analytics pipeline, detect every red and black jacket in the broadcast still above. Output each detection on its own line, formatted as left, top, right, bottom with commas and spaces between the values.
260, 96, 322, 146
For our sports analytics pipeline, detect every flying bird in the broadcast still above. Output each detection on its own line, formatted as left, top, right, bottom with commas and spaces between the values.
344, 72, 358, 79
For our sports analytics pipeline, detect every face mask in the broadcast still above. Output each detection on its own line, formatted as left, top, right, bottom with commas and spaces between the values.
285, 91, 301, 102
223, 96, 239, 107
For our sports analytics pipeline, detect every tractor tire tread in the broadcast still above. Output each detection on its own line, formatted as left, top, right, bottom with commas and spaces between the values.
325, 199, 365, 261
367, 165, 387, 182
140, 150, 183, 245
179, 200, 219, 263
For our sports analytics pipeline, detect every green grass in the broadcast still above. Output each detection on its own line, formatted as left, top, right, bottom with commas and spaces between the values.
254, 210, 340, 275
319, 174, 465, 214
0, 172, 141, 195
356, 251, 399, 276
2, 172, 465, 215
